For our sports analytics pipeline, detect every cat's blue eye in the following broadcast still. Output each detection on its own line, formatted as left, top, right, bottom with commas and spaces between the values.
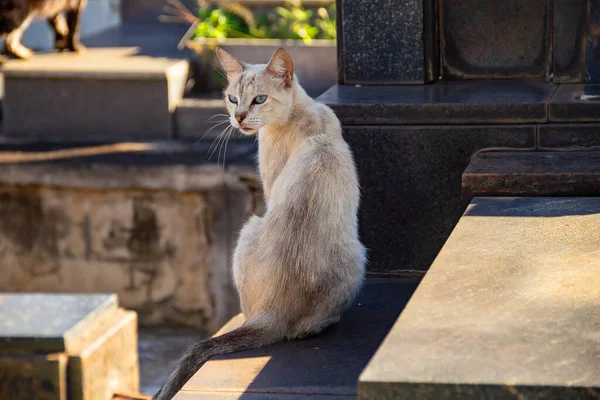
254, 95, 267, 104
228, 95, 238, 104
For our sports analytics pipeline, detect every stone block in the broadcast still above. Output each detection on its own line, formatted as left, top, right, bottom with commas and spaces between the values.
176, 279, 420, 399
359, 197, 600, 399
338, 0, 438, 84
554, 0, 600, 82
0, 353, 67, 400
0, 141, 262, 330
342, 125, 535, 274
0, 294, 117, 354
2, 49, 188, 140
441, 0, 551, 79
462, 151, 600, 198
68, 309, 139, 400
539, 123, 600, 148
550, 83, 600, 121
318, 81, 555, 125
0, 294, 139, 399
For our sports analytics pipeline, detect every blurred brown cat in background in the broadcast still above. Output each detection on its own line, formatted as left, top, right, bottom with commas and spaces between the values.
0, 0, 86, 60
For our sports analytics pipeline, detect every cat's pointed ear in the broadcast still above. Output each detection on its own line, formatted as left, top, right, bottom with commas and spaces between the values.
216, 47, 245, 78
266, 48, 294, 87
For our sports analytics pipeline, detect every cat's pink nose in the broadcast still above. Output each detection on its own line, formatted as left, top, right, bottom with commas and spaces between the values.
235, 114, 246, 124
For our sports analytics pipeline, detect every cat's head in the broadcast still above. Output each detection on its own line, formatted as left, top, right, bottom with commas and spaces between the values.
216, 47, 295, 135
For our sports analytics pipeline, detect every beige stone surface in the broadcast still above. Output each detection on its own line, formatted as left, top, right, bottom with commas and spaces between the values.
359, 197, 600, 399
0, 163, 263, 331
3, 48, 188, 79
0, 353, 67, 400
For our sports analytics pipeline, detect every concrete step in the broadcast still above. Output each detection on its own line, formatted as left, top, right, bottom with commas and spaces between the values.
2, 48, 188, 139
0, 294, 139, 400
359, 197, 600, 399
175, 278, 421, 399
462, 151, 600, 198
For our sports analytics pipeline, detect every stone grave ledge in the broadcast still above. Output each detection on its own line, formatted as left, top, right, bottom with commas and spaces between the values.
463, 150, 600, 199
2, 48, 189, 140
318, 81, 600, 126
0, 140, 262, 331
359, 197, 600, 399
0, 293, 139, 400
174, 278, 422, 399
0, 139, 258, 192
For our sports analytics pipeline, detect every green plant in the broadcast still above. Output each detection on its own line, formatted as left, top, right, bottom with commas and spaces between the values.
194, 5, 252, 39
192, 0, 336, 42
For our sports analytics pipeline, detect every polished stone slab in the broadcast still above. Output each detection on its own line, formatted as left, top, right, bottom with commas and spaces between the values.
175, 279, 421, 399
338, 0, 437, 84
441, 0, 551, 79
550, 84, 600, 121
0, 294, 117, 353
318, 81, 556, 125
462, 151, 600, 198
539, 123, 600, 148
360, 197, 600, 399
343, 125, 535, 274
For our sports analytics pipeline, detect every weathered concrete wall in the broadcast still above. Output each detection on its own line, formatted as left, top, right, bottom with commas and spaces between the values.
0, 162, 263, 332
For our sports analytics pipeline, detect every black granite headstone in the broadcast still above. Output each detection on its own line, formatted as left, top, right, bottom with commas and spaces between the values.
554, 0, 600, 82
441, 0, 551, 79
338, 0, 438, 84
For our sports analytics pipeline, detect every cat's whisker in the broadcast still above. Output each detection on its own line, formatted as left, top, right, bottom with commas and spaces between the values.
217, 126, 228, 168
221, 126, 235, 169
208, 125, 230, 161
206, 114, 230, 122
194, 120, 231, 146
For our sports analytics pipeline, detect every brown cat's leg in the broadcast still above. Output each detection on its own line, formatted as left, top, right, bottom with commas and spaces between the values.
5, 15, 34, 59
48, 14, 69, 52
65, 7, 86, 53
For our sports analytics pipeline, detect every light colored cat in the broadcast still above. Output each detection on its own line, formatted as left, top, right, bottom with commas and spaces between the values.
153, 47, 366, 400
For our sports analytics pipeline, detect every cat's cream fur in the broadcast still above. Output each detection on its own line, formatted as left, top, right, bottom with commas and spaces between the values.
153, 47, 366, 400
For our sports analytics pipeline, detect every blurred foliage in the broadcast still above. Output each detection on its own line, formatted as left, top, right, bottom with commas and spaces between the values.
193, 0, 336, 42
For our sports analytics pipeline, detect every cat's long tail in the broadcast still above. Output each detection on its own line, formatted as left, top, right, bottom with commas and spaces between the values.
152, 318, 278, 400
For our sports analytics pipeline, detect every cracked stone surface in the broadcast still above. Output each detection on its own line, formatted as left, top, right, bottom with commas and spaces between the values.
0, 145, 263, 331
